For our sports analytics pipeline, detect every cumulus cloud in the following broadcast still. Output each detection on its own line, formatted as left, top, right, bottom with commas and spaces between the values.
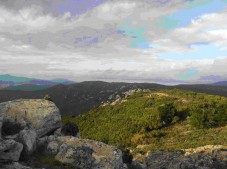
0, 0, 226, 83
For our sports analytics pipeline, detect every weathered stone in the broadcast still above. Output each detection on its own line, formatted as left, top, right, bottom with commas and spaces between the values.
54, 128, 62, 136
0, 162, 33, 169
46, 140, 60, 154
145, 149, 227, 169
36, 136, 48, 147
0, 139, 15, 152
213, 149, 227, 161
0, 99, 62, 138
55, 143, 94, 169
129, 161, 147, 169
0, 139, 23, 162
18, 129, 37, 156
47, 136, 125, 169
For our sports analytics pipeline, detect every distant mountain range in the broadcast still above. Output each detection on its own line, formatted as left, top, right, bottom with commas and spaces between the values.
212, 81, 227, 86
0, 74, 75, 90
0, 81, 226, 117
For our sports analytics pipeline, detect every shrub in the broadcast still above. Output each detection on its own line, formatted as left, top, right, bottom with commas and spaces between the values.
189, 103, 227, 129
44, 94, 53, 101
61, 122, 79, 136
122, 149, 133, 164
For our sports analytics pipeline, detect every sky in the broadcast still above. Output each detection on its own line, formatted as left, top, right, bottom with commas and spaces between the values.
0, 0, 227, 84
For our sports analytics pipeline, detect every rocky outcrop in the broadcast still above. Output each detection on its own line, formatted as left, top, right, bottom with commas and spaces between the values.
55, 143, 94, 169
143, 147, 227, 169
18, 129, 37, 157
0, 99, 127, 169
47, 136, 125, 169
0, 139, 23, 162
0, 99, 61, 138
0, 162, 33, 169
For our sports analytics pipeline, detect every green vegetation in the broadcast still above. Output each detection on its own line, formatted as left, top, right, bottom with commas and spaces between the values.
63, 89, 227, 154
44, 94, 53, 102
39, 155, 62, 166
39, 155, 74, 169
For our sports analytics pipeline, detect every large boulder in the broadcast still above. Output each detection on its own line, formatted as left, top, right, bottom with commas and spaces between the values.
0, 99, 62, 138
0, 139, 23, 162
47, 136, 125, 169
145, 149, 227, 169
55, 143, 94, 169
0, 162, 33, 169
18, 129, 37, 157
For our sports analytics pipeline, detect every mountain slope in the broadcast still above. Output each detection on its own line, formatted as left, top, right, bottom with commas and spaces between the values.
212, 81, 227, 86
63, 89, 227, 157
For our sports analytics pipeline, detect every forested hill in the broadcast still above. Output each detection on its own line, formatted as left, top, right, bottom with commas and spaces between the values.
63, 89, 227, 158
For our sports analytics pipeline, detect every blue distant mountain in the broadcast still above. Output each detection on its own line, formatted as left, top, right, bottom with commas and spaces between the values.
0, 74, 75, 90
212, 81, 227, 86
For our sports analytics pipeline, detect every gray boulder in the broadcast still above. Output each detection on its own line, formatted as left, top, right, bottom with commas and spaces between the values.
47, 136, 125, 169
18, 129, 37, 156
0, 99, 62, 138
0, 162, 33, 169
145, 150, 227, 169
55, 143, 94, 169
0, 139, 23, 162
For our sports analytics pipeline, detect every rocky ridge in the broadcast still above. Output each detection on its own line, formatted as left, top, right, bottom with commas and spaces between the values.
0, 99, 227, 169
0, 99, 126, 169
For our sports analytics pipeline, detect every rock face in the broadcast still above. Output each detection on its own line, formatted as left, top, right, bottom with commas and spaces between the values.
0, 99, 62, 137
0, 99, 126, 168
0, 162, 33, 169
55, 143, 94, 169
0, 139, 23, 162
18, 129, 37, 156
144, 149, 227, 169
47, 136, 125, 169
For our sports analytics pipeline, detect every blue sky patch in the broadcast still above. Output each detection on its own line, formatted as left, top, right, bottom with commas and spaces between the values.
157, 0, 227, 29
177, 68, 198, 80
160, 44, 227, 60
117, 20, 151, 49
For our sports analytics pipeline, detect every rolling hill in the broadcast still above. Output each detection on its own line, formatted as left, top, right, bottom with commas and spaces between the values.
0, 81, 227, 117
63, 89, 227, 158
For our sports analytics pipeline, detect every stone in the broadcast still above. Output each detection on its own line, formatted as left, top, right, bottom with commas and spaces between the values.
0, 162, 33, 169
145, 150, 227, 169
47, 136, 125, 169
0, 99, 62, 138
129, 161, 147, 169
36, 136, 48, 147
18, 129, 37, 156
0, 139, 23, 162
55, 143, 94, 169
213, 149, 227, 161
53, 128, 62, 136
46, 141, 60, 154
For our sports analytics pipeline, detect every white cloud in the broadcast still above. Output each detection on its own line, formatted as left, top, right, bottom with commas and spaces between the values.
0, 0, 226, 83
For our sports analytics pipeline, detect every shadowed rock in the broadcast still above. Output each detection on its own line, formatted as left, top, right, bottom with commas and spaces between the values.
0, 139, 23, 162
18, 129, 37, 157
47, 136, 125, 169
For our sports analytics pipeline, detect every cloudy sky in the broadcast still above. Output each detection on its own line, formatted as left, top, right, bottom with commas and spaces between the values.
0, 0, 227, 84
